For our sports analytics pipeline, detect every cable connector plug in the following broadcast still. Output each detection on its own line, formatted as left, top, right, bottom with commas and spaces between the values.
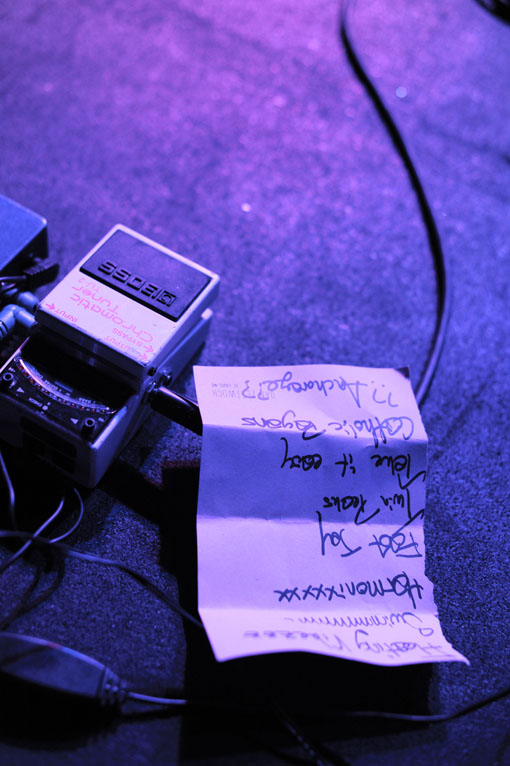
22, 262, 60, 290
0, 633, 128, 707
149, 386, 203, 435
0, 304, 37, 340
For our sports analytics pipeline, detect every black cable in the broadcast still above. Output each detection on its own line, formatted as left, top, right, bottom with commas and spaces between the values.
0, 553, 46, 631
0, 449, 16, 529
0, 496, 65, 576
126, 691, 189, 706
121, 682, 510, 725
339, 0, 451, 407
149, 386, 203, 435
0, 452, 82, 629
133, 686, 510, 725
125, 693, 342, 766
0, 549, 65, 631
0, 456, 83, 579
473, 0, 510, 22
0, 454, 74, 628
48, 488, 84, 543
0, 530, 203, 630
0, 524, 508, 745
0, 452, 199, 629
2, 617, 505, 727
336, 682, 510, 723
0, 263, 59, 293
274, 705, 345, 766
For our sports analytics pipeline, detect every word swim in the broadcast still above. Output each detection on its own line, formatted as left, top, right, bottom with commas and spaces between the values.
274, 571, 424, 609
287, 610, 435, 637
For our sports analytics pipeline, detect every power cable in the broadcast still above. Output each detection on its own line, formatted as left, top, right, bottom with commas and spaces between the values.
0, 449, 16, 529
0, 496, 65, 576
339, 0, 451, 407
0, 550, 65, 632
473, 0, 510, 22
0, 529, 203, 630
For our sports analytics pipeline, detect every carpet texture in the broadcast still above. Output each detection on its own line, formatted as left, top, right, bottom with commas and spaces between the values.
0, 1, 509, 764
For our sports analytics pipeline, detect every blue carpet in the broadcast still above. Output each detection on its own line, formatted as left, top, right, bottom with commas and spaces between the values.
0, 1, 509, 764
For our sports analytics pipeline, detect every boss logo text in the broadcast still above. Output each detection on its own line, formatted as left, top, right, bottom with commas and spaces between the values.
98, 260, 176, 308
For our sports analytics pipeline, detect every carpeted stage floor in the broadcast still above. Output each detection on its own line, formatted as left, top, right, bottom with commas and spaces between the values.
0, 1, 509, 764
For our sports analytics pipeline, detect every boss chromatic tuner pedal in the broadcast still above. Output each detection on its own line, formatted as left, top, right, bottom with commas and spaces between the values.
0, 224, 219, 486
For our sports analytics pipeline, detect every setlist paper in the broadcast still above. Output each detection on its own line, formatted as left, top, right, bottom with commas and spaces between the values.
194, 364, 468, 666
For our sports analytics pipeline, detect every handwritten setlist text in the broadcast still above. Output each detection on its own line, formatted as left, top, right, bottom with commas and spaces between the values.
194, 364, 468, 666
